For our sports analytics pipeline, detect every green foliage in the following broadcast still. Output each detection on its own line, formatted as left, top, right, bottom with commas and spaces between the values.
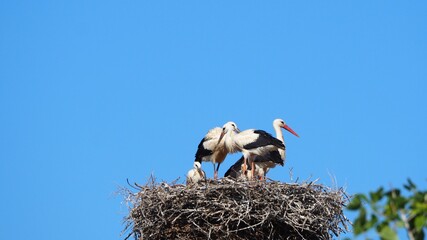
378, 225, 398, 240
347, 179, 427, 240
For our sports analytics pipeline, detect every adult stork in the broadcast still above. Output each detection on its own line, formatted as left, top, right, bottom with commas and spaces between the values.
253, 119, 299, 178
186, 162, 206, 185
218, 122, 285, 178
194, 122, 240, 179
224, 119, 299, 180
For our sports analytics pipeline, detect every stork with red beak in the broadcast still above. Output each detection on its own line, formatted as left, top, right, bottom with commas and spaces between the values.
253, 118, 299, 179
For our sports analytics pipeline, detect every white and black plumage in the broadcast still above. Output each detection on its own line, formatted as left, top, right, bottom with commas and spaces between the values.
194, 122, 240, 179
224, 150, 282, 180
224, 157, 246, 179
186, 162, 206, 185
221, 119, 299, 180
223, 156, 261, 180
253, 119, 299, 178
218, 122, 285, 178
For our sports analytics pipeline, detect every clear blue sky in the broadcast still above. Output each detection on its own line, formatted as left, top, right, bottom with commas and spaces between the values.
1, 1, 426, 239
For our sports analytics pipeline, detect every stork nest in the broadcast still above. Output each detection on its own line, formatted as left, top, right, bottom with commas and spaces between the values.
121, 177, 350, 240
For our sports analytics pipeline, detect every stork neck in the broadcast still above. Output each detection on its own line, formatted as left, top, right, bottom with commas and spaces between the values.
273, 124, 285, 143
224, 130, 238, 153
274, 124, 286, 160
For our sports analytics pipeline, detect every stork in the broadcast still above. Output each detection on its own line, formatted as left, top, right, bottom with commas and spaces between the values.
223, 156, 261, 180
194, 122, 240, 179
254, 118, 299, 178
224, 152, 281, 180
186, 162, 206, 185
224, 119, 299, 180
218, 122, 285, 178
224, 157, 246, 179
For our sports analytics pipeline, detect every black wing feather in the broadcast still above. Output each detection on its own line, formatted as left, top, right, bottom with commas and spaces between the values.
194, 137, 213, 163
253, 150, 284, 166
224, 156, 253, 178
224, 157, 243, 178
243, 130, 285, 150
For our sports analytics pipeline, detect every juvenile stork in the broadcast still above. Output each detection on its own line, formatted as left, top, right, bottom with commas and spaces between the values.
194, 122, 240, 179
218, 122, 285, 178
186, 162, 206, 185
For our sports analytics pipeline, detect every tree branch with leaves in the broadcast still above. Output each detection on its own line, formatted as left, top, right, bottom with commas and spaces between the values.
347, 179, 427, 240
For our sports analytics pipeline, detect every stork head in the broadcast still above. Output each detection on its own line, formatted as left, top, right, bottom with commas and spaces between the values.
274, 118, 299, 137
222, 121, 240, 133
194, 161, 202, 169
218, 121, 240, 144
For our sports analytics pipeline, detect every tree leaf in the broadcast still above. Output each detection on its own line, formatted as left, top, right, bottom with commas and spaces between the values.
414, 215, 426, 232
393, 196, 408, 209
384, 203, 399, 220
347, 195, 362, 210
353, 207, 367, 235
386, 189, 401, 198
412, 202, 427, 215
379, 225, 398, 240
365, 214, 378, 229
411, 192, 427, 203
370, 187, 384, 203
348, 194, 367, 210
405, 178, 417, 191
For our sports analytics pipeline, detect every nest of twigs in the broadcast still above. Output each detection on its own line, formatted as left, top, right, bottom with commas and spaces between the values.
121, 177, 349, 240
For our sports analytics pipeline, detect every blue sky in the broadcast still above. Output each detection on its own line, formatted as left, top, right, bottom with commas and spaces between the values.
1, 1, 426, 239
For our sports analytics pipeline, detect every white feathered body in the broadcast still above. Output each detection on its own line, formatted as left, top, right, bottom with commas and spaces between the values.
186, 162, 205, 185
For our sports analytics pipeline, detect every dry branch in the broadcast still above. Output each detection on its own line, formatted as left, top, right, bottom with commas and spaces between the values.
121, 177, 349, 240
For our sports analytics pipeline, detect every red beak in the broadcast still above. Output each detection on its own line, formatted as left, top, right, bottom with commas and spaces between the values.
283, 125, 299, 137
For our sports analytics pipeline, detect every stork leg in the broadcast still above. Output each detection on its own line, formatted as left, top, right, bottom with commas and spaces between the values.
261, 167, 267, 181
259, 170, 265, 181
251, 160, 255, 180
241, 157, 248, 174
213, 162, 218, 180
214, 162, 221, 180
